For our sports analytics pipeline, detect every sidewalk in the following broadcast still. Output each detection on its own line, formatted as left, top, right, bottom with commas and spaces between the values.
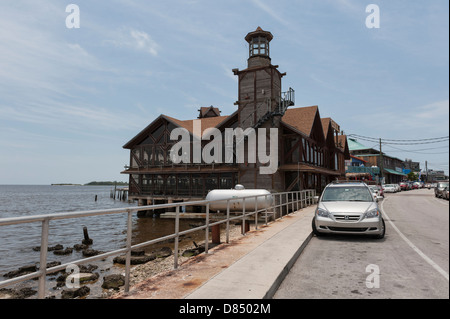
115, 206, 315, 299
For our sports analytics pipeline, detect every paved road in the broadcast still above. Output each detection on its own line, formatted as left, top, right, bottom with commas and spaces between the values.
274, 188, 449, 299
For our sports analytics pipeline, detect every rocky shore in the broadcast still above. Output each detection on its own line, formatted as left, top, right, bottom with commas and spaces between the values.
0, 223, 243, 299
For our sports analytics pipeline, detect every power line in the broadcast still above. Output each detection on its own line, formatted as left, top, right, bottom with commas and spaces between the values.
349, 134, 449, 142
348, 134, 449, 145
384, 144, 449, 154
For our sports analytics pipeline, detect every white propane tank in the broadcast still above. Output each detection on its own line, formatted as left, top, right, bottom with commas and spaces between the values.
206, 184, 273, 212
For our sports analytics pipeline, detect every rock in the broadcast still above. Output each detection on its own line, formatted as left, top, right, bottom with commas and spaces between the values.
82, 249, 104, 257
101, 274, 125, 290
3, 264, 37, 278
153, 247, 172, 258
32, 244, 63, 252
46, 261, 62, 269
79, 264, 99, 273
16, 287, 37, 299
61, 286, 90, 299
113, 254, 156, 265
53, 248, 73, 255
181, 243, 205, 258
82, 238, 93, 245
73, 244, 88, 251
131, 249, 145, 256
69, 272, 99, 284
0, 287, 37, 299
182, 249, 199, 257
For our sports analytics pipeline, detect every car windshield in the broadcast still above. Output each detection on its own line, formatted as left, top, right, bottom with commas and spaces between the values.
321, 186, 374, 202
438, 182, 449, 188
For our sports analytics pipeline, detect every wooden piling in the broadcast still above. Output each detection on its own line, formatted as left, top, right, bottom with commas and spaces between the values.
82, 226, 93, 245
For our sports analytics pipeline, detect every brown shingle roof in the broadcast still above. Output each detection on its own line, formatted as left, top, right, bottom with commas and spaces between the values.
164, 115, 229, 137
281, 106, 319, 136
321, 117, 331, 138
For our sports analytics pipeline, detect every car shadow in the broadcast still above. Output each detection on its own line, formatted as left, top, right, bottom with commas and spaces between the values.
313, 233, 387, 243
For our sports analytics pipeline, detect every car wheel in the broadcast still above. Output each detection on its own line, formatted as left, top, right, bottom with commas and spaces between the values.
312, 218, 322, 236
374, 218, 385, 239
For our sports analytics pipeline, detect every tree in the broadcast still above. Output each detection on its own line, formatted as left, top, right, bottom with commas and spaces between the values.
407, 172, 417, 181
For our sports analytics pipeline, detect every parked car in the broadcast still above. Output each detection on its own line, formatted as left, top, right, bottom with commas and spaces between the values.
443, 187, 449, 200
412, 182, 421, 189
399, 182, 407, 191
368, 185, 383, 201
312, 181, 385, 239
394, 184, 401, 192
383, 184, 397, 193
435, 181, 449, 198
377, 185, 384, 197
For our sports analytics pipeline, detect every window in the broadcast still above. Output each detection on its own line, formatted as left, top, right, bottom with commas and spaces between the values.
249, 36, 269, 57
178, 175, 190, 196
220, 173, 233, 189
192, 174, 203, 196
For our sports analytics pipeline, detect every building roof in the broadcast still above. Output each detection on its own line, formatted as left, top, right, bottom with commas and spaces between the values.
123, 104, 348, 154
163, 114, 229, 138
281, 105, 319, 136
321, 118, 331, 138
347, 137, 370, 151
198, 106, 221, 119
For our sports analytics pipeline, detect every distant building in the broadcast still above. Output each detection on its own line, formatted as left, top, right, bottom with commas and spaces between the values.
426, 169, 448, 182
347, 137, 406, 183
404, 159, 420, 172
121, 27, 350, 207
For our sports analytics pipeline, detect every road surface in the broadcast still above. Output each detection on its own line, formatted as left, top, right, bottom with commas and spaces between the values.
273, 188, 449, 299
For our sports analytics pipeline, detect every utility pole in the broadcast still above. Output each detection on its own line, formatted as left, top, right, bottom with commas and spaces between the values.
425, 160, 428, 183
379, 138, 384, 184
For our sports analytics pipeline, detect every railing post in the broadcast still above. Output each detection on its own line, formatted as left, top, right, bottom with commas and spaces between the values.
242, 197, 246, 235
205, 203, 210, 254
174, 205, 180, 269
124, 209, 133, 293
254, 195, 258, 230
226, 199, 230, 244
304, 191, 307, 208
38, 218, 50, 299
285, 193, 288, 215
291, 192, 294, 213
264, 194, 268, 225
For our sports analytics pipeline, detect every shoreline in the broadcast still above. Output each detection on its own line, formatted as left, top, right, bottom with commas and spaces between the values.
0, 223, 243, 299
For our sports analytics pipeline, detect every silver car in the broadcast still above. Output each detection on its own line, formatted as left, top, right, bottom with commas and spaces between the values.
312, 181, 385, 239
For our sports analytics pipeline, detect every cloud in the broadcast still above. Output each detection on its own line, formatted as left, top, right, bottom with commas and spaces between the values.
349, 99, 449, 137
250, 0, 290, 27
106, 27, 159, 56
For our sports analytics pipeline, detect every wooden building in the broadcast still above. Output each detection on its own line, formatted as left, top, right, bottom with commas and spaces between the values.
121, 27, 350, 206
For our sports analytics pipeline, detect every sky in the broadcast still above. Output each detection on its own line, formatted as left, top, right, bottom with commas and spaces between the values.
0, 0, 448, 185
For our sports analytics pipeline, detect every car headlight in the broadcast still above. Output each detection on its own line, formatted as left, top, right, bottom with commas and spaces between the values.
316, 208, 331, 218
364, 209, 379, 219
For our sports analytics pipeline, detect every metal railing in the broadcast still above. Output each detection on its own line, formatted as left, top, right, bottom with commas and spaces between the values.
0, 189, 316, 299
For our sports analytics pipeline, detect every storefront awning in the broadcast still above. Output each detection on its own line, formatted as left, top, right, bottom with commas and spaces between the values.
384, 168, 407, 176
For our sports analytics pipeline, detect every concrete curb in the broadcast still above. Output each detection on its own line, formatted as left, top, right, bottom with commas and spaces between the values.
263, 231, 313, 299
185, 208, 316, 299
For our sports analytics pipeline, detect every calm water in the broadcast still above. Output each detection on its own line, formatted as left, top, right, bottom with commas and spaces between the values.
0, 185, 205, 291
